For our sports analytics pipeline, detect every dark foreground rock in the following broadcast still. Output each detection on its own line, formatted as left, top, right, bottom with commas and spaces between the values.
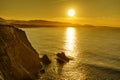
41, 54, 51, 65
0, 25, 42, 80
56, 52, 70, 64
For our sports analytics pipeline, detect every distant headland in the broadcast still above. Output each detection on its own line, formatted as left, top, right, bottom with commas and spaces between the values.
0, 17, 110, 28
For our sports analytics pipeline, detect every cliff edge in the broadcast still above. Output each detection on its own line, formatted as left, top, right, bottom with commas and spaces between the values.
0, 25, 42, 80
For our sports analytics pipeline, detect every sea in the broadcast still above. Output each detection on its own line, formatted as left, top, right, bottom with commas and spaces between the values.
22, 27, 120, 80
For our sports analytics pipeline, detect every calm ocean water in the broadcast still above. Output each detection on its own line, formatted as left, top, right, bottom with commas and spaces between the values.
22, 27, 120, 80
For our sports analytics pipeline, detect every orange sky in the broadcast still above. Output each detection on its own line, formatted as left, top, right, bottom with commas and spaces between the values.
1, 0, 120, 27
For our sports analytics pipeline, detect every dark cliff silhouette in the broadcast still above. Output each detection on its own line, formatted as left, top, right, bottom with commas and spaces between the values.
0, 25, 42, 80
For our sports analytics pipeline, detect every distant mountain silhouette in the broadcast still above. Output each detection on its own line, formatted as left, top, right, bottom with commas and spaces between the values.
0, 18, 96, 28
0, 17, 5, 21
0, 19, 82, 28
0, 17, 7, 25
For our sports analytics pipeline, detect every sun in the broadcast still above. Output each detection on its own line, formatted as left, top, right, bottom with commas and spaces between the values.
68, 9, 75, 17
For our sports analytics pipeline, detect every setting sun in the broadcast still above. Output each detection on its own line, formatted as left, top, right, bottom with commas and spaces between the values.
68, 9, 75, 17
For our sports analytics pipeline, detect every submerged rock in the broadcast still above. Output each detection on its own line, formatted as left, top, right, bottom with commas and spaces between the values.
41, 54, 51, 65
56, 58, 66, 64
56, 52, 69, 64
0, 25, 42, 80
40, 69, 45, 74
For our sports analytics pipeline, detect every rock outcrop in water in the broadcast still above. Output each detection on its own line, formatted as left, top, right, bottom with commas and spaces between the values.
41, 54, 51, 65
56, 52, 70, 64
0, 25, 42, 80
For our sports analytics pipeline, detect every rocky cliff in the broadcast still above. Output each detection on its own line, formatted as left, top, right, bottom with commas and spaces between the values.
0, 25, 42, 80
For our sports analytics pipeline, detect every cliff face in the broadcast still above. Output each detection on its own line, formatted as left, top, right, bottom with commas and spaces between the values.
0, 25, 42, 80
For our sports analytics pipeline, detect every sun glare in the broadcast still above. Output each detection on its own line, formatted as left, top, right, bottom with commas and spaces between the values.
68, 9, 75, 17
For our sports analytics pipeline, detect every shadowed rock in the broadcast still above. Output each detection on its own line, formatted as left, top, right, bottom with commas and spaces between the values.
0, 25, 42, 80
40, 69, 45, 74
56, 52, 69, 64
41, 54, 51, 65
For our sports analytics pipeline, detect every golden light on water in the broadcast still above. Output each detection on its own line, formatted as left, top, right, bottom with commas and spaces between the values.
65, 27, 76, 57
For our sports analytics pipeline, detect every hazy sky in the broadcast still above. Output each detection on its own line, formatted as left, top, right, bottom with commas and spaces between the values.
1, 0, 120, 26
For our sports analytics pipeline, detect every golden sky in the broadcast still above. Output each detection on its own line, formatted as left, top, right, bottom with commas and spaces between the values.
1, 0, 120, 27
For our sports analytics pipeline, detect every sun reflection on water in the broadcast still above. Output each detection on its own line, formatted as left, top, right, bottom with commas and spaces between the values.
65, 27, 76, 57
